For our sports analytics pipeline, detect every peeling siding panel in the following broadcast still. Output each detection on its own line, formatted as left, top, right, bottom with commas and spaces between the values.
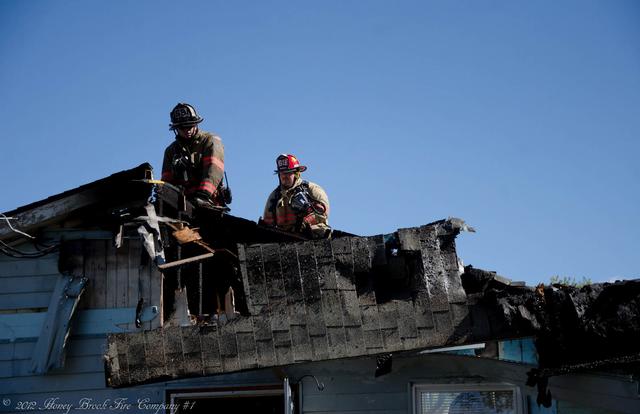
30, 275, 87, 374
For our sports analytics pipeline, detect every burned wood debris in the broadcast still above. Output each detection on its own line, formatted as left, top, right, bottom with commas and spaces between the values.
104, 219, 481, 387
462, 266, 640, 407
462, 266, 640, 371
105, 202, 640, 387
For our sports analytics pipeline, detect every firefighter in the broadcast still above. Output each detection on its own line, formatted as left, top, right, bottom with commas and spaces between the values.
161, 102, 228, 207
261, 154, 331, 238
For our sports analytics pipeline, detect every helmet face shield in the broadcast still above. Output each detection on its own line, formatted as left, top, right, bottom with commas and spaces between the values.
170, 103, 204, 130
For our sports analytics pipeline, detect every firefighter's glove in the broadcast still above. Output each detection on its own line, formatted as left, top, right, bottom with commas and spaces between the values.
302, 213, 318, 227
290, 189, 312, 213
173, 155, 190, 169
190, 191, 213, 208
172, 155, 191, 182
194, 190, 212, 201
302, 214, 331, 239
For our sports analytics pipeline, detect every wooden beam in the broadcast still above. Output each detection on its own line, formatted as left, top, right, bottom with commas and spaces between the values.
157, 252, 216, 270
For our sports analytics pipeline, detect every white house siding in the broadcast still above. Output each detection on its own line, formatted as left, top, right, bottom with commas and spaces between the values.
0, 237, 165, 413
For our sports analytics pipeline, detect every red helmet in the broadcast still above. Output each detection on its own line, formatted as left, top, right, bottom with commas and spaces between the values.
274, 154, 307, 173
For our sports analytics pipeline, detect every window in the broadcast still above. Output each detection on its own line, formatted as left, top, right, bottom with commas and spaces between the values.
412, 383, 522, 414
167, 380, 296, 414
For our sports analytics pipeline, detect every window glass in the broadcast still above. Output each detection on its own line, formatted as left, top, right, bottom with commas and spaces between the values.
413, 384, 520, 414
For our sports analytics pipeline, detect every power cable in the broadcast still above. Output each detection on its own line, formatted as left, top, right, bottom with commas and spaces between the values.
0, 239, 59, 258
0, 213, 59, 258
0, 213, 35, 239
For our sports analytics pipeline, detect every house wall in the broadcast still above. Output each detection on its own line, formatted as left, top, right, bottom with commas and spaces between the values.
0, 337, 163, 413
2, 338, 634, 414
0, 236, 165, 413
0, 247, 59, 311
60, 237, 163, 331
281, 352, 633, 414
159, 350, 633, 414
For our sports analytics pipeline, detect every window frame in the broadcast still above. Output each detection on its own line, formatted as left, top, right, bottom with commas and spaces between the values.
410, 382, 524, 414
166, 384, 287, 414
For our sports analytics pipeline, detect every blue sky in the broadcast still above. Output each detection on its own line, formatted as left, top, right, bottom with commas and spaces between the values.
1, 1, 638, 285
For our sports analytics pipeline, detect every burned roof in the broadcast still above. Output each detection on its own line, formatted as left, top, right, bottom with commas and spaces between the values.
104, 218, 640, 389
0, 163, 154, 241
2, 163, 638, 404
104, 220, 476, 387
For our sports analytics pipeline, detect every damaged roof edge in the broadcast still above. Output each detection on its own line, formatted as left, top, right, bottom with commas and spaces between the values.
103, 220, 497, 388
104, 217, 640, 388
0, 163, 153, 241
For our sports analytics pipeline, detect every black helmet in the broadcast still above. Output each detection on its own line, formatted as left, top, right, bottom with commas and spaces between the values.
169, 103, 204, 130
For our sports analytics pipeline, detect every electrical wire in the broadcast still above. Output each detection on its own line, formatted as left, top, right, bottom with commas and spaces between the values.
0, 239, 59, 258
0, 213, 36, 239
0, 213, 59, 258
